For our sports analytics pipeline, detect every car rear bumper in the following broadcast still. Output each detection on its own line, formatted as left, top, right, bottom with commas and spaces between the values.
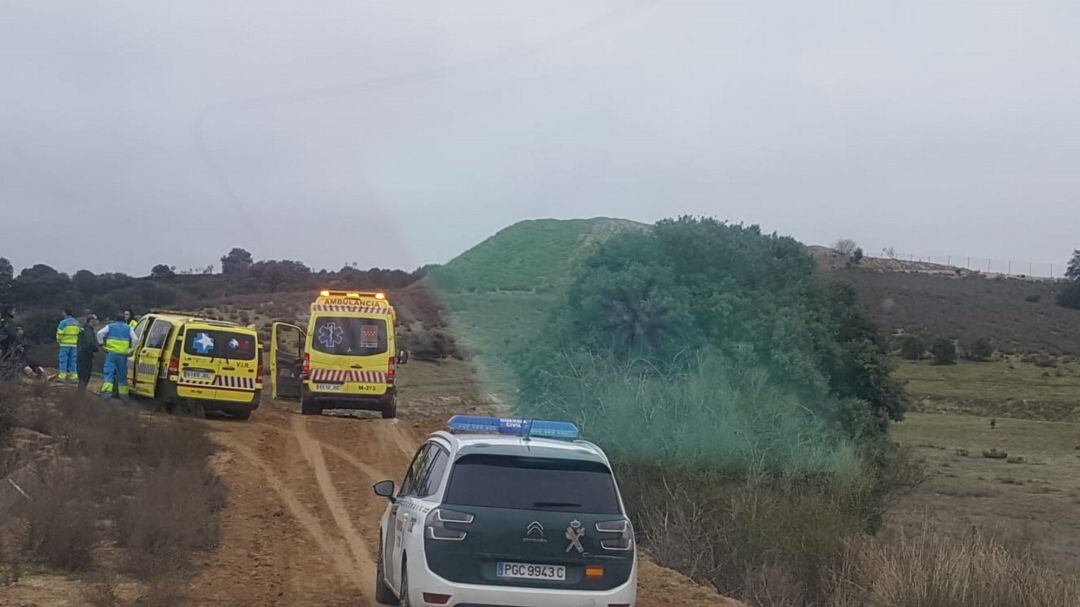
412, 557, 636, 607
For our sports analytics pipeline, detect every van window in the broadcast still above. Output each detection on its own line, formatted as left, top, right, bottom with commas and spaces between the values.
145, 319, 172, 349
311, 316, 387, 356
184, 329, 257, 360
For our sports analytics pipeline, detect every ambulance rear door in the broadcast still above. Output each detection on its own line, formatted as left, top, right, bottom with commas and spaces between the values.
177, 326, 259, 401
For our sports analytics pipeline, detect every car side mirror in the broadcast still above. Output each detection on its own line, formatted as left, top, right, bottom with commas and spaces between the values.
373, 480, 396, 502
396, 350, 409, 365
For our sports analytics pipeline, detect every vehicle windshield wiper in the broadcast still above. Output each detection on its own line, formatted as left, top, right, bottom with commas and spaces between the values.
532, 501, 582, 509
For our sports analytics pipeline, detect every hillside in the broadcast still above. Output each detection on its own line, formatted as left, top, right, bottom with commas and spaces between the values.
829, 266, 1080, 355
427, 217, 647, 292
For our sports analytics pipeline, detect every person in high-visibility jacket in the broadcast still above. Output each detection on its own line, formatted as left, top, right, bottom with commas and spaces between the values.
55, 309, 81, 383
95, 314, 138, 399
124, 309, 137, 329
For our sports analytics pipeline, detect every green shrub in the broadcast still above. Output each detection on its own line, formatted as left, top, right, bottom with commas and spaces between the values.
900, 335, 925, 360
931, 338, 957, 365
1057, 280, 1080, 310
967, 337, 994, 362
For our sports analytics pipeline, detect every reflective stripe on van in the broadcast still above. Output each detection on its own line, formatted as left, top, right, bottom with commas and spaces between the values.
310, 369, 387, 383
178, 376, 257, 390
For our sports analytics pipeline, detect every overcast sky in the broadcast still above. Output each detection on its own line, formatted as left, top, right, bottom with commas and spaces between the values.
2, 1, 1078, 276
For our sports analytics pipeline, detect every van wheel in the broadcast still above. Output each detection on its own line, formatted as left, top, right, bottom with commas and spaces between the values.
374, 535, 399, 605
381, 397, 397, 419
300, 392, 321, 416
232, 409, 252, 421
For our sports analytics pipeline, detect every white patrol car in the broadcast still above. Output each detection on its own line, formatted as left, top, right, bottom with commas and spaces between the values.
372, 416, 637, 607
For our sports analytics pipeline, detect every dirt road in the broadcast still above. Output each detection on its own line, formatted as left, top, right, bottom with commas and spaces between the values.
187, 399, 741, 606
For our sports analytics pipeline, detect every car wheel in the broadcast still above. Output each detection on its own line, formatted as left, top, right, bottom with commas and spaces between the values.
381, 396, 397, 419
399, 559, 411, 607
374, 535, 399, 605
232, 409, 252, 421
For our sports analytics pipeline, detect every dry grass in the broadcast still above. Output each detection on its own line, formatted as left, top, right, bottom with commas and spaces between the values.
621, 455, 922, 607
0, 382, 224, 599
890, 412, 1080, 573
829, 529, 1080, 607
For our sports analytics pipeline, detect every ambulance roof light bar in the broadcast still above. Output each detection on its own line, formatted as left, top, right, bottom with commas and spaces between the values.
318, 289, 387, 300
447, 415, 580, 441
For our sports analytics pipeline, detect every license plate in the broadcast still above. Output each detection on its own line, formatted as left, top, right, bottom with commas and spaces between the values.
496, 562, 566, 581
314, 382, 343, 392
183, 370, 212, 381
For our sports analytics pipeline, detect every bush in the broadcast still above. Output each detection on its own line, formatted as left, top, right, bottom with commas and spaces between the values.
1025, 293, 1042, 303
829, 529, 1080, 607
0, 387, 224, 582
510, 217, 916, 605
930, 338, 957, 365
967, 337, 994, 362
900, 335, 925, 360
1057, 280, 1080, 310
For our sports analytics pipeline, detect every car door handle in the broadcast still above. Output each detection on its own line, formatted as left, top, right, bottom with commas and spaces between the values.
222, 366, 236, 371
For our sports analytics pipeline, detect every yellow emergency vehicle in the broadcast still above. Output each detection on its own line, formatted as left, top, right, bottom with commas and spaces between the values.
126, 313, 263, 419
270, 290, 407, 418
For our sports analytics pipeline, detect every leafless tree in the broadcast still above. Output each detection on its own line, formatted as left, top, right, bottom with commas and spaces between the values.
834, 238, 858, 257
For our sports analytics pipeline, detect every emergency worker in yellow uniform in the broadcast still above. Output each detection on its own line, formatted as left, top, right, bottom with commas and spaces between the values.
95, 313, 138, 400
124, 309, 137, 329
55, 309, 80, 383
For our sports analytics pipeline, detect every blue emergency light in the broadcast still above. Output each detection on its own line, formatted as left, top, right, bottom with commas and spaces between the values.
447, 415, 580, 441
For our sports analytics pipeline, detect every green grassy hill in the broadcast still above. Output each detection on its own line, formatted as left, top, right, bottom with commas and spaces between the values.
427, 217, 647, 293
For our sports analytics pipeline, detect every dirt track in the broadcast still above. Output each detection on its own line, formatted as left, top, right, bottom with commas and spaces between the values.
187, 399, 742, 606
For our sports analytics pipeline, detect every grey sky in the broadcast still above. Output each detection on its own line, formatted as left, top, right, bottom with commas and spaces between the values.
2, 1, 1078, 276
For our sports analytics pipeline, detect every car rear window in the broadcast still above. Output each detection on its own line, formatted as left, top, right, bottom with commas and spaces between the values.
184, 329, 257, 360
311, 316, 388, 356
443, 454, 621, 514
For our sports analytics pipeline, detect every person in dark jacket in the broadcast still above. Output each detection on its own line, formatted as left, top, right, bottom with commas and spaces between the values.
77, 313, 100, 391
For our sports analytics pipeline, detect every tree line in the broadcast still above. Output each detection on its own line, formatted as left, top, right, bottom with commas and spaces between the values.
0, 248, 422, 345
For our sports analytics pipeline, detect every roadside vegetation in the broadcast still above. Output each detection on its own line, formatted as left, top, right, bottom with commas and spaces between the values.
0, 383, 225, 604
507, 217, 914, 604
426, 216, 1080, 606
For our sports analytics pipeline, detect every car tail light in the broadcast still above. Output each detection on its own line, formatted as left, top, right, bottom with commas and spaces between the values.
425, 508, 473, 541
422, 593, 451, 605
596, 519, 634, 551
387, 355, 396, 384
256, 358, 264, 382
302, 352, 310, 375
585, 565, 605, 579
168, 355, 180, 376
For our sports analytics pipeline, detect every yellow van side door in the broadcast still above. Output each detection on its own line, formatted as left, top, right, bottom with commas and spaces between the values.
134, 318, 173, 398
126, 316, 150, 390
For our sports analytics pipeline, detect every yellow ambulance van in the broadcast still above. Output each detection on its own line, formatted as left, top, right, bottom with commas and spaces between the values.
127, 312, 262, 419
270, 290, 407, 417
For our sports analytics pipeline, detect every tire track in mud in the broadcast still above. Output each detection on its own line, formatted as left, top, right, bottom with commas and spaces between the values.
228, 441, 362, 590
291, 415, 378, 589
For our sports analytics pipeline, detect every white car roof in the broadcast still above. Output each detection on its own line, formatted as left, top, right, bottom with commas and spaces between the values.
429, 431, 611, 466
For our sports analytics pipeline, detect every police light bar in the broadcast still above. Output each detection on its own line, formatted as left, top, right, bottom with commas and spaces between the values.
447, 415, 579, 440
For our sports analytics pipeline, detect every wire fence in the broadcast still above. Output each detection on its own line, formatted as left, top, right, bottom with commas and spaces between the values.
870, 248, 1060, 279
